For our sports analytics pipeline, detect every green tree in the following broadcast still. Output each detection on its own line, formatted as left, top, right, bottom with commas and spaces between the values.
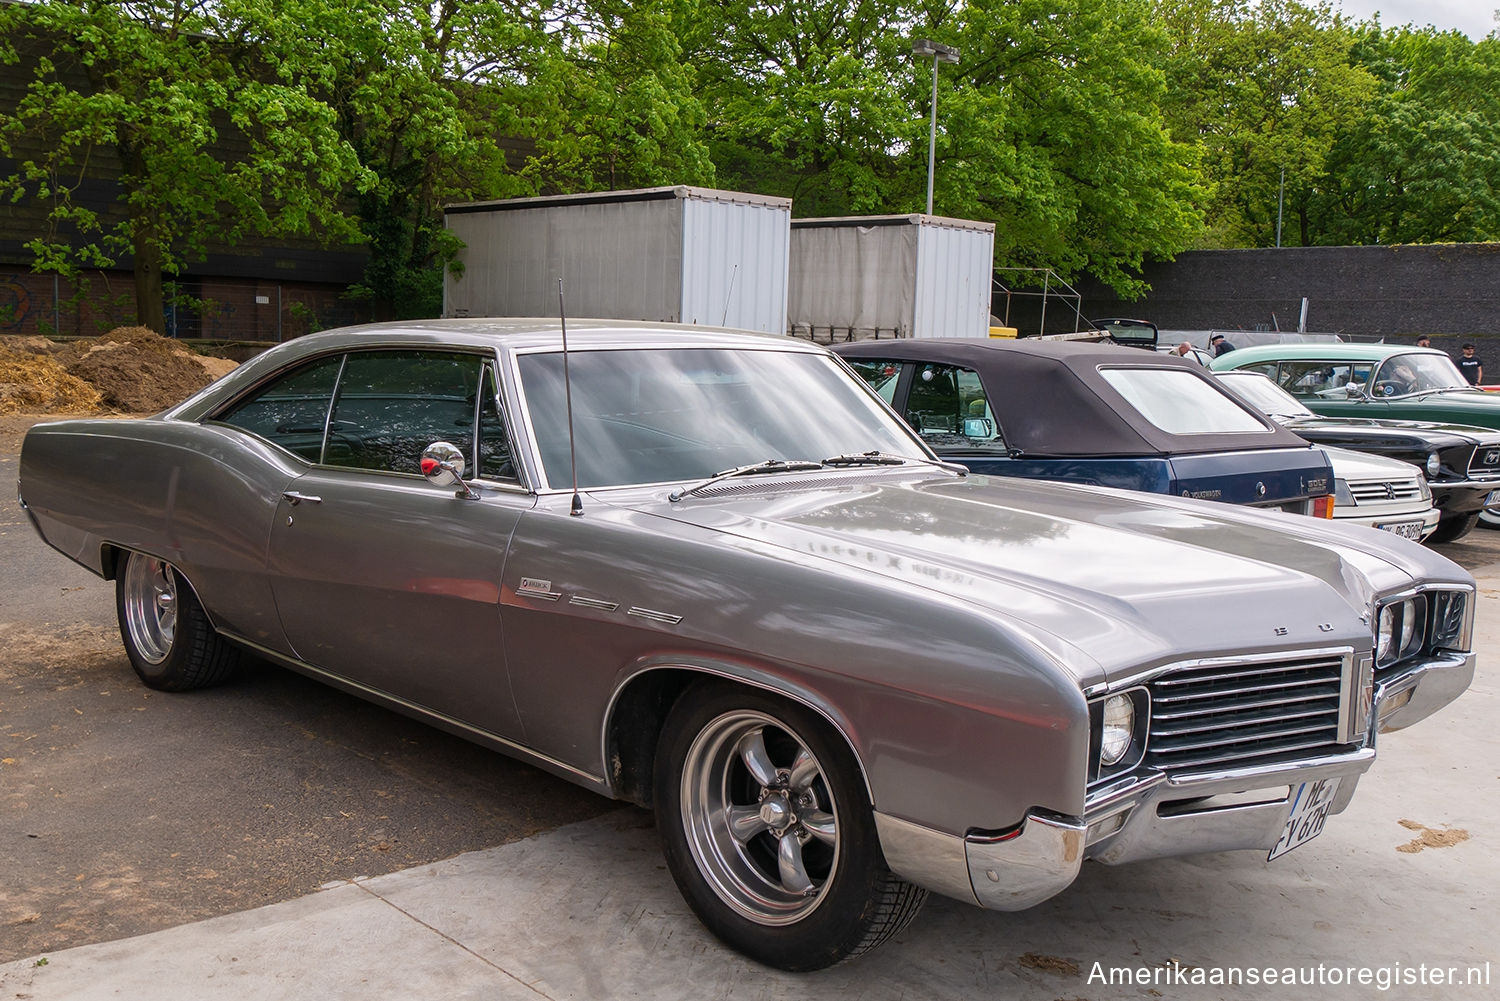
1310, 26, 1500, 244
521, 0, 715, 192
1154, 0, 1376, 248
693, 0, 1203, 295
0, 0, 370, 333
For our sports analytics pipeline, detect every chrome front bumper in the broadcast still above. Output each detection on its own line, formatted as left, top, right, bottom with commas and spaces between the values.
877, 649, 1476, 912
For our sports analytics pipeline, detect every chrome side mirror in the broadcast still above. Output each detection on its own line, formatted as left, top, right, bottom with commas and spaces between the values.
421, 441, 478, 500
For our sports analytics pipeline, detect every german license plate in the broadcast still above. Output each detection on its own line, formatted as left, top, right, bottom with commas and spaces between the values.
1376, 520, 1425, 540
1269, 778, 1341, 860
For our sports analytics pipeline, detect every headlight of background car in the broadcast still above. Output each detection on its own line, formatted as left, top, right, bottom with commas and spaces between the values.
1425, 452, 1441, 478
1334, 479, 1353, 506
1375, 596, 1426, 668
1089, 689, 1148, 781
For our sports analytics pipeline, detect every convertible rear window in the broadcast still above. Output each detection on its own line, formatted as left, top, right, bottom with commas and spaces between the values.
517, 348, 918, 489
1099, 367, 1269, 435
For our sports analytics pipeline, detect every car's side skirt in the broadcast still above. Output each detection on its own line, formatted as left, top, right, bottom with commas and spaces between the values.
220, 631, 616, 799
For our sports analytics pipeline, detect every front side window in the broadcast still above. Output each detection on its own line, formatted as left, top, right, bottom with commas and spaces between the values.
213, 355, 344, 461
1276, 361, 1375, 399
899, 362, 1006, 455
1099, 367, 1268, 434
1371, 353, 1468, 397
517, 348, 920, 489
325, 351, 481, 474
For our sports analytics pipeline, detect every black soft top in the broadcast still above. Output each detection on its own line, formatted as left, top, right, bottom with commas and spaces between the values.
834, 338, 1312, 458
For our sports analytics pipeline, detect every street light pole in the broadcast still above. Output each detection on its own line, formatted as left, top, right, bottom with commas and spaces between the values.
911, 38, 960, 216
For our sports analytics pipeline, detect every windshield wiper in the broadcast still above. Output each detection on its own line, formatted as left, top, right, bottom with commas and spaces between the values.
669, 459, 826, 502
821, 450, 969, 475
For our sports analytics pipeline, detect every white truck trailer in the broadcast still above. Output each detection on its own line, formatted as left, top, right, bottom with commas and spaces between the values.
443, 186, 791, 335
788, 214, 995, 341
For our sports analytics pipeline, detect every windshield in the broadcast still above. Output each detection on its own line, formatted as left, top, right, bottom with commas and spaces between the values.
1370, 352, 1469, 397
517, 347, 922, 488
1098, 367, 1270, 434
1216, 372, 1315, 419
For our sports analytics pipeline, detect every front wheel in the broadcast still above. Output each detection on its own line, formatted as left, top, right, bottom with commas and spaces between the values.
654, 682, 925, 970
116, 551, 240, 691
1428, 511, 1480, 544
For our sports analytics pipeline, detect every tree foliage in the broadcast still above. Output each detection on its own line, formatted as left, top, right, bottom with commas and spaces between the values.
0, 0, 371, 332
2, 0, 1496, 326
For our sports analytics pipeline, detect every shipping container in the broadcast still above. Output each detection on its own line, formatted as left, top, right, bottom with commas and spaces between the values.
788, 215, 995, 340
443, 186, 791, 334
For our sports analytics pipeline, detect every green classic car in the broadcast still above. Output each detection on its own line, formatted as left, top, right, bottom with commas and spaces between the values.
1210, 343, 1500, 428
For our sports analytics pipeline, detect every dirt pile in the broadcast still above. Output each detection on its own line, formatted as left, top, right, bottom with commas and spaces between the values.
0, 328, 240, 414
52, 326, 221, 412
0, 347, 103, 415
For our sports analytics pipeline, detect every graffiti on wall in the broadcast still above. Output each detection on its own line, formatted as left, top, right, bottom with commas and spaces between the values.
0, 275, 32, 329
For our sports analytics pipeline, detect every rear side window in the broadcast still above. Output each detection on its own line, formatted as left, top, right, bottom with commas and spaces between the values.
1099, 368, 1267, 434
214, 355, 344, 461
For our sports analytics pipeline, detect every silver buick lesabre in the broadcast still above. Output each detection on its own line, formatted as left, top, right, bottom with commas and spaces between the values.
18, 320, 1475, 970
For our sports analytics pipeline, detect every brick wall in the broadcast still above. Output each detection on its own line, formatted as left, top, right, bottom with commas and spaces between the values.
1067, 244, 1500, 341
0, 268, 371, 340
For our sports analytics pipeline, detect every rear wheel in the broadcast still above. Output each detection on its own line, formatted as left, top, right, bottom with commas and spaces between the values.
1428, 511, 1480, 544
654, 682, 925, 970
116, 552, 240, 691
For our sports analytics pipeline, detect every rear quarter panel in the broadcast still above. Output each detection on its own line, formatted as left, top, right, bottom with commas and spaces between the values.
19, 418, 300, 653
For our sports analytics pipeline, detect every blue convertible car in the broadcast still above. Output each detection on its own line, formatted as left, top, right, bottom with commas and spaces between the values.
834, 338, 1334, 514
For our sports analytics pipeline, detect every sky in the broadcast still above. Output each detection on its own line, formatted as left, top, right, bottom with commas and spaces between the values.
1334, 1, 1498, 39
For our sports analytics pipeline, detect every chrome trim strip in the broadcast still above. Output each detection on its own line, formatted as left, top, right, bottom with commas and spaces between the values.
1162, 747, 1375, 788
569, 595, 620, 611
1103, 645, 1357, 693
517, 589, 561, 602
627, 607, 683, 625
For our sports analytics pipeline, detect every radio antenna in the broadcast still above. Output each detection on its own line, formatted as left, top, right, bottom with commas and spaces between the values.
559, 279, 583, 516
721, 263, 739, 326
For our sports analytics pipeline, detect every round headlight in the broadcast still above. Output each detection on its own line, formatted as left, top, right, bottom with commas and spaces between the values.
1399, 600, 1417, 654
1377, 605, 1396, 662
1100, 694, 1135, 766
1426, 452, 1441, 478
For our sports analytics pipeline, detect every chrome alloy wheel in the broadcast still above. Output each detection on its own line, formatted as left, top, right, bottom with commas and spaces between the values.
679, 710, 840, 925
121, 555, 177, 665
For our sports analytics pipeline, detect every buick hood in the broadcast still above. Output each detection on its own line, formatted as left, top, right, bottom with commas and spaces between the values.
644, 471, 1469, 686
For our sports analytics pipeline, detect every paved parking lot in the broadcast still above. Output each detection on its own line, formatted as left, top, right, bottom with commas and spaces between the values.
2, 417, 1496, 998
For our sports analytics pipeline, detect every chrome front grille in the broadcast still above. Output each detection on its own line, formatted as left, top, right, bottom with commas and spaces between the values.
1347, 478, 1423, 504
1144, 654, 1351, 774
1466, 447, 1500, 480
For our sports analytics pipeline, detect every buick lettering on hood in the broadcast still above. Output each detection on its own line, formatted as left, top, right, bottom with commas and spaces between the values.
17, 320, 1475, 970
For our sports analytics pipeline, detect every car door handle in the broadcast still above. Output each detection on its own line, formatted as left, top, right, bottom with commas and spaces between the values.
283, 491, 322, 506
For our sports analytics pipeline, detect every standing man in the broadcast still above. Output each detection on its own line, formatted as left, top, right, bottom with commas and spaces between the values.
1209, 334, 1236, 357
1457, 343, 1484, 385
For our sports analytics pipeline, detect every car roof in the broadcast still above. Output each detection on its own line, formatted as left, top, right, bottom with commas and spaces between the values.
832, 337, 1311, 458
1210, 343, 1446, 367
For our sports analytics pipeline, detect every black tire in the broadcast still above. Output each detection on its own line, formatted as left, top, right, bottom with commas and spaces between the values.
1428, 511, 1480, 544
653, 681, 926, 971
115, 551, 240, 691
